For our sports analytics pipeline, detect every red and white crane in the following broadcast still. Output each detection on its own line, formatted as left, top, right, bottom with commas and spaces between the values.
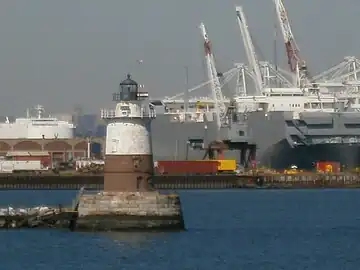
273, 0, 310, 88
199, 22, 227, 131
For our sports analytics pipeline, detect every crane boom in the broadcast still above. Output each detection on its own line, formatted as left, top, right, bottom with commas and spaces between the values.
199, 22, 227, 130
235, 6, 263, 94
273, 0, 310, 87
273, 0, 301, 72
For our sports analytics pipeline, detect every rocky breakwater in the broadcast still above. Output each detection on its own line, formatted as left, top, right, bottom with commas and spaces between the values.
75, 191, 185, 231
0, 206, 73, 229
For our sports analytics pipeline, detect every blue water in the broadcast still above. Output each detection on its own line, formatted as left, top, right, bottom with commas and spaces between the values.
0, 189, 360, 269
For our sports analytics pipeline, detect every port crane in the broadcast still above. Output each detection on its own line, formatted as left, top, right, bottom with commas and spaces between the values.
165, 66, 239, 101
184, 23, 257, 164
273, 0, 310, 88
235, 6, 294, 92
273, 1, 360, 97
235, 6, 264, 95
311, 56, 360, 110
199, 22, 229, 131
197, 22, 232, 159
313, 56, 360, 88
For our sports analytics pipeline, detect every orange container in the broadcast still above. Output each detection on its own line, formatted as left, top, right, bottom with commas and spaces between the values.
315, 161, 340, 173
155, 160, 219, 175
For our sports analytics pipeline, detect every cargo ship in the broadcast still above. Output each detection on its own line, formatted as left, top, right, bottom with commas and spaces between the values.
0, 105, 101, 162
0, 105, 75, 139
95, 74, 359, 171
150, 95, 360, 170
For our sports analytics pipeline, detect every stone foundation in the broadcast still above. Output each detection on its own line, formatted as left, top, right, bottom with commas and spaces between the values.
76, 191, 185, 231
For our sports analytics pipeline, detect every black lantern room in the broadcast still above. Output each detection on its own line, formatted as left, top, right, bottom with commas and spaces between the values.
113, 74, 139, 102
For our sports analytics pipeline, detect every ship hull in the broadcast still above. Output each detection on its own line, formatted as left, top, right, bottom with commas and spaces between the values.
261, 139, 360, 170
151, 114, 252, 162
151, 114, 218, 161
151, 111, 360, 170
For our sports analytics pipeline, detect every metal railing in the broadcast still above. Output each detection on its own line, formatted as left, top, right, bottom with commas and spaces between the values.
100, 108, 156, 119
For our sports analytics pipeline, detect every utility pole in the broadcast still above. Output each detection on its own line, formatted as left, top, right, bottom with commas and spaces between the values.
184, 66, 189, 118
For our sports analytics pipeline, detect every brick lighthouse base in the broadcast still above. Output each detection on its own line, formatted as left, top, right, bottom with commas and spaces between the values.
76, 149, 185, 232
103, 155, 153, 191
75, 191, 185, 231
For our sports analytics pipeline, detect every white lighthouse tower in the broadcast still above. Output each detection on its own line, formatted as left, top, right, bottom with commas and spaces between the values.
101, 74, 155, 191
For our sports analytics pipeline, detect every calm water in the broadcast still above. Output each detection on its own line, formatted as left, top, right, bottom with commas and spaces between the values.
0, 189, 360, 269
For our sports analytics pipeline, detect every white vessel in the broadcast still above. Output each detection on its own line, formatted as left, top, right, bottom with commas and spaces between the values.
0, 105, 75, 139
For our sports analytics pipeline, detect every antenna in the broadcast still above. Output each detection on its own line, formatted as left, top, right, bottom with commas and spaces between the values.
34, 105, 44, 119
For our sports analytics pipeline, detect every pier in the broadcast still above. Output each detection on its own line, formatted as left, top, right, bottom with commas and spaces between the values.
0, 188, 184, 232
0, 173, 359, 190
0, 174, 103, 190
151, 174, 360, 189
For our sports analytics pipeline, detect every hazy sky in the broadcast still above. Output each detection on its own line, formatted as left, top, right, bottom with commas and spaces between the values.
0, 0, 358, 116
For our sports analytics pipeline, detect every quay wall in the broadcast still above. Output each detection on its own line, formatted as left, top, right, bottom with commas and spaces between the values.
0, 175, 103, 190
0, 173, 358, 189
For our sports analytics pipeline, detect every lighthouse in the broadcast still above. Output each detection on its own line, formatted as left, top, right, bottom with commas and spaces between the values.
75, 74, 184, 232
101, 74, 155, 191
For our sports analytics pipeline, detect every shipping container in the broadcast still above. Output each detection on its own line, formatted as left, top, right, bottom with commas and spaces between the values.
6, 151, 51, 168
155, 160, 218, 175
196, 159, 236, 172
0, 160, 44, 173
13, 160, 43, 171
315, 161, 340, 173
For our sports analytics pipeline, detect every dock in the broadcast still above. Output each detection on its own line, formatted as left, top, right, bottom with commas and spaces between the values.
151, 174, 360, 189
0, 173, 358, 189
0, 174, 103, 190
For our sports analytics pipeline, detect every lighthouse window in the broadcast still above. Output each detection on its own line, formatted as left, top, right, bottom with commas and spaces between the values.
123, 89, 130, 99
120, 105, 130, 113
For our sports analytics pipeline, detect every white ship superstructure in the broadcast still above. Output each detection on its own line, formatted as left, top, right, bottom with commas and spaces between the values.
0, 105, 75, 139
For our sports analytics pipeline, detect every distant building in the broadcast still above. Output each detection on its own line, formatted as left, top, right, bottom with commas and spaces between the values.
51, 113, 73, 123
75, 114, 97, 136
74, 114, 106, 137
95, 124, 106, 136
